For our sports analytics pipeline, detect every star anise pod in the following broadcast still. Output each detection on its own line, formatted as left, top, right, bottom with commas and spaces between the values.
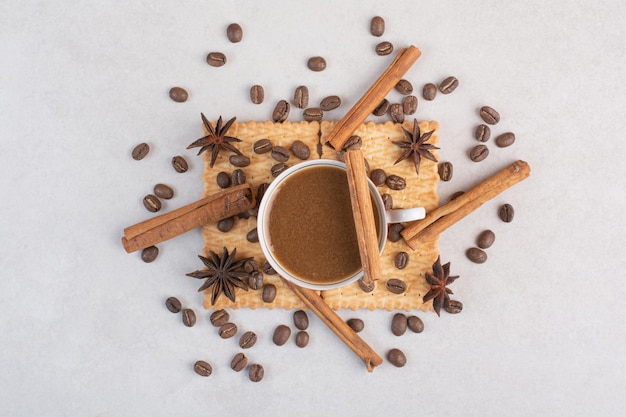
422, 255, 459, 316
186, 114, 242, 168
392, 118, 439, 175
186, 247, 251, 305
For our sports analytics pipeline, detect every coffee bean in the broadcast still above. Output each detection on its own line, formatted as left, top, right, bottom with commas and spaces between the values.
469, 144, 489, 162
295, 331, 309, 348
386, 174, 406, 190
370, 16, 385, 36
373, 99, 390, 116
271, 163, 289, 177
194, 360, 212, 377
391, 313, 408, 336
132, 142, 150, 160
346, 318, 365, 333
165, 297, 182, 313
403, 95, 418, 115
210, 309, 230, 327
422, 83, 437, 101
439, 76, 459, 94
245, 227, 258, 243
219, 322, 238, 339
307, 56, 327, 71
244, 259, 259, 274
253, 138, 273, 154
370, 169, 387, 186
320, 95, 341, 111
217, 216, 235, 232
475, 124, 491, 142
226, 23, 243, 43
495, 132, 516, 148
466, 247, 488, 264
394, 251, 409, 269
444, 300, 463, 314
303, 107, 323, 122
395, 79, 413, 95
480, 106, 500, 125
382, 193, 393, 210
248, 271, 264, 290
291, 85, 309, 109
169, 87, 188, 103
154, 183, 174, 199
375, 41, 394, 56
389, 103, 405, 123
206, 52, 227, 67
273, 324, 291, 346
262, 261, 276, 275
271, 146, 290, 162
272, 100, 290, 122
407, 315, 424, 333
358, 278, 375, 293
215, 171, 231, 188
143, 194, 162, 212
438, 161, 453, 181
248, 363, 264, 382
386, 278, 407, 294
262, 283, 277, 303
341, 135, 362, 152
231, 169, 246, 186
293, 310, 309, 330
230, 154, 250, 167
239, 331, 258, 349
387, 223, 404, 242
182, 309, 196, 327
499, 203, 515, 222
141, 245, 159, 263
231, 352, 247, 372
387, 348, 407, 367
250, 85, 264, 104
477, 229, 496, 249
172, 155, 188, 173
290, 140, 311, 160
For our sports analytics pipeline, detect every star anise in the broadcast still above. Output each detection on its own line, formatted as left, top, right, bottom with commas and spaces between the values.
186, 247, 251, 305
422, 255, 460, 316
186, 114, 242, 167
392, 118, 439, 175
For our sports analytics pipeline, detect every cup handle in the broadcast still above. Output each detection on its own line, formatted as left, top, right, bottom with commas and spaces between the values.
385, 207, 426, 224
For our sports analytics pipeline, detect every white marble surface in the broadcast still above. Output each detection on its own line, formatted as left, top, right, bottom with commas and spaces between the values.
2, 1, 625, 416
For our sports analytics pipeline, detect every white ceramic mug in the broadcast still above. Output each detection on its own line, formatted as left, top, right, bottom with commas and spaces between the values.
257, 159, 425, 290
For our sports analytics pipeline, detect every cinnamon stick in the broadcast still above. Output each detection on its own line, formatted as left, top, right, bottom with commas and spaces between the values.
280, 277, 383, 372
401, 160, 530, 250
121, 184, 254, 253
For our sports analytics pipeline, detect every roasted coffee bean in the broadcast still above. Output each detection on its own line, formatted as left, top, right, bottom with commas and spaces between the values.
373, 99, 390, 116
132, 142, 150, 160
248, 271, 264, 290
295, 331, 309, 348
271, 146, 290, 162
407, 315, 424, 333
466, 247, 488, 264
154, 183, 174, 199
217, 216, 235, 232
248, 363, 264, 382
290, 140, 311, 160
226, 23, 243, 43
216, 171, 231, 188
303, 107, 323, 122
346, 318, 364, 333
370, 16, 385, 36
172, 155, 188, 173
370, 169, 387, 186
386, 278, 407, 294
210, 309, 230, 327
495, 132, 516, 148
341, 135, 362, 152
403, 95, 418, 115
391, 313, 408, 336
182, 309, 196, 327
293, 310, 309, 330
387, 223, 404, 242
246, 227, 258, 243
450, 191, 465, 201
389, 103, 405, 123
271, 163, 289, 177
230, 154, 251, 167
206, 52, 227, 67
499, 203, 515, 222
262, 283, 277, 303
219, 322, 238, 339
375, 41, 394, 56
444, 300, 463, 314
231, 169, 246, 186
169, 87, 188, 103
231, 352, 247, 372
439, 76, 459, 94
438, 161, 453, 181
165, 297, 182, 313
386, 174, 406, 190
239, 331, 258, 349
307, 56, 327, 72
422, 83, 437, 101
475, 124, 491, 142
262, 261, 276, 275
395, 79, 413, 95
394, 251, 409, 269
253, 138, 273, 154
143, 194, 162, 212
469, 144, 489, 162
480, 106, 500, 125
294, 85, 309, 109
141, 245, 159, 263
358, 278, 375, 293
477, 229, 496, 249
272, 100, 290, 122
244, 259, 259, 273
273, 325, 291, 346
250, 84, 264, 104
194, 360, 212, 377
387, 348, 407, 367
320, 95, 341, 111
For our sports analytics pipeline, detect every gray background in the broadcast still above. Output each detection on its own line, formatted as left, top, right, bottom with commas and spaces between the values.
1, 0, 625, 416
